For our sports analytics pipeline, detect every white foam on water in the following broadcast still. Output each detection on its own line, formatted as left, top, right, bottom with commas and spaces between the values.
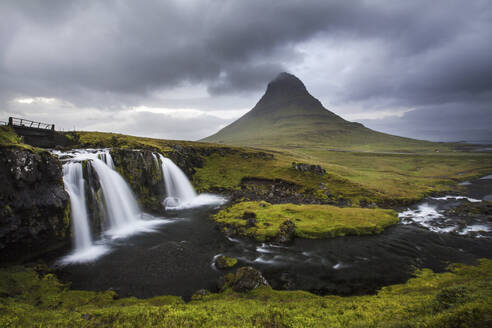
166, 193, 227, 210
458, 225, 491, 235
458, 181, 472, 186
59, 244, 110, 265
431, 195, 482, 202
399, 203, 458, 233
480, 174, 492, 180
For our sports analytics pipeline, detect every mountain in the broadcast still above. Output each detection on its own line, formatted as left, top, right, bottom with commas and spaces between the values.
202, 72, 435, 151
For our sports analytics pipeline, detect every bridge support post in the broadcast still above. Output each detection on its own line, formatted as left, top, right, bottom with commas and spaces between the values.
8, 117, 13, 126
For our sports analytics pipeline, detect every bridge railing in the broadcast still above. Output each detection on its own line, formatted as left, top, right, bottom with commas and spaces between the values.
8, 117, 55, 130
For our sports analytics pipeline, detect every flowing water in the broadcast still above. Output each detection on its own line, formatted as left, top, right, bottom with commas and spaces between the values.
55, 166, 492, 299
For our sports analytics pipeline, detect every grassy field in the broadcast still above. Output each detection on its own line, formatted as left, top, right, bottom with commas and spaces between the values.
213, 201, 398, 241
41, 130, 492, 205
1, 260, 491, 327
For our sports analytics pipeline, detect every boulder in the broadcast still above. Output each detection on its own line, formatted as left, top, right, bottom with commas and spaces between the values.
231, 266, 269, 292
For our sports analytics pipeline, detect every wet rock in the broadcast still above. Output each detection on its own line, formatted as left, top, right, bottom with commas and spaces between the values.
292, 162, 326, 176
215, 255, 238, 270
110, 149, 165, 212
275, 219, 296, 243
231, 266, 269, 292
191, 289, 210, 300
0, 147, 70, 262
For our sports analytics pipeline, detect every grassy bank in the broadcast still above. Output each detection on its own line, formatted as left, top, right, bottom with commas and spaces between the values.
1, 260, 491, 327
213, 201, 399, 241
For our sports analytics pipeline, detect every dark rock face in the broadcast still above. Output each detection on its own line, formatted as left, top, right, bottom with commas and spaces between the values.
275, 219, 296, 243
81, 160, 107, 235
110, 149, 165, 212
0, 147, 70, 262
292, 162, 326, 176
220, 177, 331, 205
231, 266, 269, 292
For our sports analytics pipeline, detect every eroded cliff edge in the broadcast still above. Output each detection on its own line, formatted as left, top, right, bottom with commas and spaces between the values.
0, 147, 70, 262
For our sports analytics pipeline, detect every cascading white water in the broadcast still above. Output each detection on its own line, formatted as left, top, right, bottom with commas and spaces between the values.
157, 154, 226, 210
58, 149, 163, 264
61, 160, 109, 264
63, 162, 92, 251
90, 158, 142, 234
158, 154, 197, 208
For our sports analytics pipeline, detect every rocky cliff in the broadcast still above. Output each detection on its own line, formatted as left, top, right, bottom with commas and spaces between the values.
0, 147, 70, 262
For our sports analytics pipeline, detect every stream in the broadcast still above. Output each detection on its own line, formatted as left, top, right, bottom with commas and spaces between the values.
55, 175, 492, 300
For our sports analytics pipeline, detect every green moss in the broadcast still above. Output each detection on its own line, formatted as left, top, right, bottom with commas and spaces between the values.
213, 201, 398, 241
215, 256, 238, 269
0, 126, 40, 152
1, 260, 491, 327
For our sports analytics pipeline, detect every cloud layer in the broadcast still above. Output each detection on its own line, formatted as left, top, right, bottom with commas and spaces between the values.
1, 0, 491, 141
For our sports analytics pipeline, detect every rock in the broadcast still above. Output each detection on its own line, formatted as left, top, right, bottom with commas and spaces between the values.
231, 266, 269, 292
275, 219, 296, 243
110, 149, 165, 212
0, 147, 70, 262
191, 289, 210, 300
215, 255, 238, 270
291, 162, 326, 176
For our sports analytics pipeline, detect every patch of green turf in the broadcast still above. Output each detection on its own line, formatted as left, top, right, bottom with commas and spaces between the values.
1, 260, 491, 327
213, 201, 399, 241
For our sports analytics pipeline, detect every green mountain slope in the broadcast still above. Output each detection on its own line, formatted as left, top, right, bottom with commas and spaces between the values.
202, 73, 441, 152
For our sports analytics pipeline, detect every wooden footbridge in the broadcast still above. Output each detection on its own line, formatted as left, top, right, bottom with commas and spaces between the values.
3, 117, 73, 148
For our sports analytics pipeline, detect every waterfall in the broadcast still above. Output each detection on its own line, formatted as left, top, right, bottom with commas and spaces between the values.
156, 154, 226, 210
63, 162, 92, 251
61, 160, 108, 264
158, 154, 197, 208
58, 149, 162, 264
90, 158, 142, 234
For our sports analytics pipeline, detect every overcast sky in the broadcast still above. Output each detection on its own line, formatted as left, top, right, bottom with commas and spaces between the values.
1, 0, 491, 142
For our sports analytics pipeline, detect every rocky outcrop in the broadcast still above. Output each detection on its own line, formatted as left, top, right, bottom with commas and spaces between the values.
225, 177, 330, 205
230, 266, 269, 292
0, 147, 70, 262
292, 162, 326, 176
110, 149, 165, 212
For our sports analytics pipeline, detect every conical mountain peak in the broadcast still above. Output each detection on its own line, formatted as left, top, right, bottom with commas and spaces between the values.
264, 72, 308, 99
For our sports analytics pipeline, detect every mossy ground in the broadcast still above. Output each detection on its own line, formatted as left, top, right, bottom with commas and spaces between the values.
1, 260, 491, 327
0, 126, 39, 152
213, 201, 399, 241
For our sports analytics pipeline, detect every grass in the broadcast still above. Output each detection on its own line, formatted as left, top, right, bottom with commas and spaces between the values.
213, 201, 399, 241
0, 126, 38, 152
0, 260, 491, 327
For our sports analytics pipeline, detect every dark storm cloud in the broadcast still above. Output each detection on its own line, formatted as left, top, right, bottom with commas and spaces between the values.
1, 0, 491, 140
